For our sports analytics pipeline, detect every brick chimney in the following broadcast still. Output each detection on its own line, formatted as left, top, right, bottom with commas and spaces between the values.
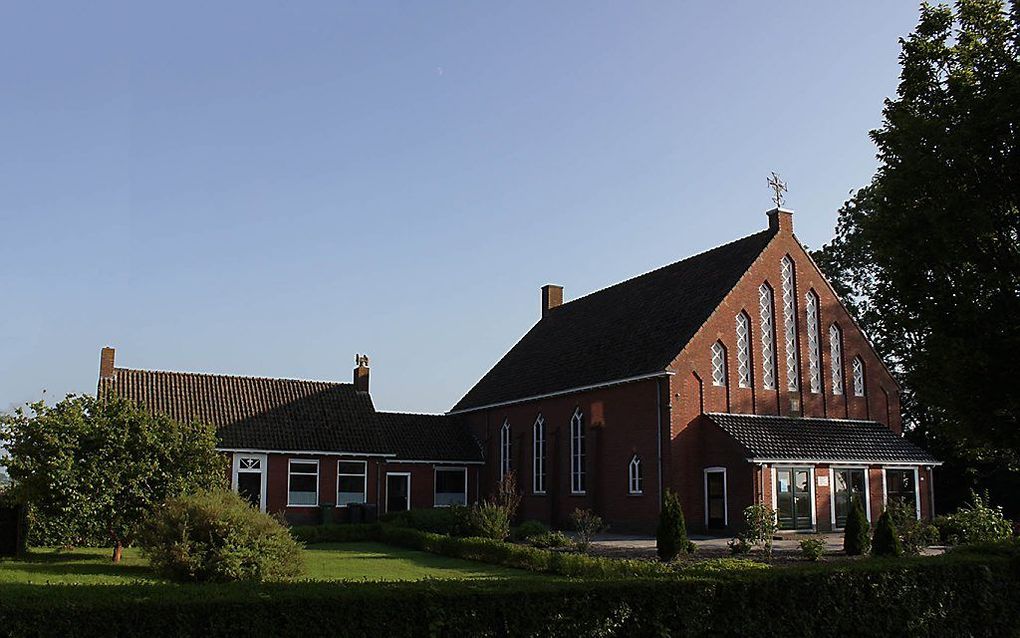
353, 354, 370, 393
541, 284, 563, 318
99, 347, 116, 379
767, 208, 794, 234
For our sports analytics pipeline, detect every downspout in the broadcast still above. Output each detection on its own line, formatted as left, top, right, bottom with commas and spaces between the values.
656, 377, 664, 513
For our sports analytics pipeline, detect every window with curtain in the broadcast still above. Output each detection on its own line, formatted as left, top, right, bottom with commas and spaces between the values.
336, 460, 367, 506
287, 459, 319, 506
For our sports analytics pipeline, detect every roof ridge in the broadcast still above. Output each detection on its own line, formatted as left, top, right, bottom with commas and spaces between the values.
113, 366, 349, 387
556, 228, 775, 311
379, 410, 447, 417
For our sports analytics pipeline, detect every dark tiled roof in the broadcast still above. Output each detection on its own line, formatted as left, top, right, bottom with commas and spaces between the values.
706, 413, 939, 464
452, 228, 777, 411
377, 412, 484, 462
99, 368, 390, 455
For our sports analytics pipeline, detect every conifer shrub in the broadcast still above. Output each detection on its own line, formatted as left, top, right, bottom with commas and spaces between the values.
871, 510, 903, 558
843, 492, 871, 556
657, 488, 689, 562
139, 489, 303, 582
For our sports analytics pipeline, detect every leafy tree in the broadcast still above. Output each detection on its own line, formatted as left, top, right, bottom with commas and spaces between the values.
0, 394, 225, 561
813, 2, 1020, 479
871, 510, 904, 558
656, 488, 689, 561
843, 492, 872, 556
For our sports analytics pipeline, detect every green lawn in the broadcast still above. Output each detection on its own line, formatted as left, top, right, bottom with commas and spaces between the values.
0, 543, 541, 585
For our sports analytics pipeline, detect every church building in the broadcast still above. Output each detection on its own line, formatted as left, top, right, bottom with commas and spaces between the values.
98, 206, 938, 533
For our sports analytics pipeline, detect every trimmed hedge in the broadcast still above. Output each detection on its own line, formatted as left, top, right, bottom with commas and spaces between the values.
1, 548, 1017, 637
291, 523, 382, 544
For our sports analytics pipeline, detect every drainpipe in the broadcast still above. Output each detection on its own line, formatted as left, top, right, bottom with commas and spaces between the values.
656, 377, 664, 513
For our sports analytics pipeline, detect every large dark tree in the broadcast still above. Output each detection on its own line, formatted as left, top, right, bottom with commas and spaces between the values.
815, 1, 1020, 492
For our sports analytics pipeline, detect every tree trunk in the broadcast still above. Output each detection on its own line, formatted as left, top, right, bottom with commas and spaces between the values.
112, 540, 123, 563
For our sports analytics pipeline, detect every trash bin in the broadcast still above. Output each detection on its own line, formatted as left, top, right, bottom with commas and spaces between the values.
320, 504, 333, 525
349, 503, 364, 524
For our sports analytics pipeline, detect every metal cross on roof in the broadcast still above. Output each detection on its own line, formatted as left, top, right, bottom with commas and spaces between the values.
767, 172, 788, 208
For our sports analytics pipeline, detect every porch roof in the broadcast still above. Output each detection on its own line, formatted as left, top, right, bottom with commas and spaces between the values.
705, 413, 939, 465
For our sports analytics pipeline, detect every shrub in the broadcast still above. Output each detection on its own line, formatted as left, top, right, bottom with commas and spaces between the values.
468, 503, 512, 541
886, 500, 938, 555
742, 504, 779, 560
871, 510, 903, 558
379, 506, 473, 536
569, 508, 606, 553
843, 492, 871, 556
528, 530, 573, 549
934, 492, 1013, 546
290, 523, 381, 544
728, 537, 751, 555
799, 536, 825, 561
139, 489, 304, 582
656, 488, 689, 562
513, 520, 549, 541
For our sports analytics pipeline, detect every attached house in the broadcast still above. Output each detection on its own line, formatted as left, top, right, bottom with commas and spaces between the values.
97, 351, 482, 522
98, 207, 937, 532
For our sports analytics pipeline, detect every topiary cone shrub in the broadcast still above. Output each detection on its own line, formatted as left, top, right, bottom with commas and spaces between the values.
843, 493, 871, 556
871, 509, 903, 558
139, 488, 304, 582
656, 488, 689, 562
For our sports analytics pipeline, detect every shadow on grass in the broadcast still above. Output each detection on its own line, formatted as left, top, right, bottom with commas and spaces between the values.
5, 561, 154, 579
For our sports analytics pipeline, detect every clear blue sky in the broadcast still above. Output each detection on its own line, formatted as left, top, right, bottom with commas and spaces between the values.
1, 2, 922, 415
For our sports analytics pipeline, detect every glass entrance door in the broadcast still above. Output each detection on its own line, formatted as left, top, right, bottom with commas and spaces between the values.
833, 468, 867, 528
775, 468, 813, 530
233, 454, 266, 512
705, 471, 727, 529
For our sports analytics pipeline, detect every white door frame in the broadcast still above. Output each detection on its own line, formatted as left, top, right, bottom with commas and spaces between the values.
703, 467, 728, 528
232, 452, 268, 512
829, 466, 871, 529
385, 472, 412, 512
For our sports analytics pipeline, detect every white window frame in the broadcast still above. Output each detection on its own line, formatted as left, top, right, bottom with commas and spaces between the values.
287, 458, 320, 508
852, 356, 866, 397
704, 466, 728, 527
532, 414, 546, 495
570, 407, 586, 495
628, 455, 643, 495
499, 419, 511, 479
336, 459, 368, 508
735, 311, 752, 388
232, 453, 268, 513
882, 466, 921, 521
770, 465, 817, 530
781, 256, 800, 391
385, 471, 412, 512
759, 284, 777, 390
806, 290, 822, 394
710, 341, 727, 387
830, 323, 844, 396
828, 466, 871, 530
433, 466, 468, 507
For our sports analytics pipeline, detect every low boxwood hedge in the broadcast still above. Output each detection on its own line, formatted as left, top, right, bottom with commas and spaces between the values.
1, 548, 1017, 637
290, 523, 382, 544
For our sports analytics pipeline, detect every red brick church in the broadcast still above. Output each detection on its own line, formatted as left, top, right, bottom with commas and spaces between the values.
99, 207, 938, 533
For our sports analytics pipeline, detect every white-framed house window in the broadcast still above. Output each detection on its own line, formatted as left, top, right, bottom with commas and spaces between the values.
805, 290, 822, 394
287, 459, 319, 507
883, 467, 921, 520
704, 467, 728, 528
759, 283, 777, 390
735, 311, 752, 388
434, 466, 468, 507
830, 323, 844, 395
781, 256, 800, 391
336, 460, 367, 507
533, 414, 546, 495
570, 407, 586, 494
499, 419, 511, 479
852, 356, 866, 397
628, 455, 643, 495
711, 341, 727, 387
